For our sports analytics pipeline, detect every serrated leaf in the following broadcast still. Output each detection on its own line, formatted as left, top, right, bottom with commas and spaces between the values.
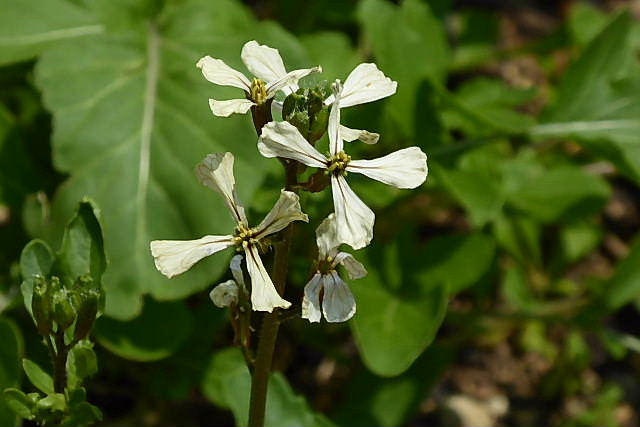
34, 0, 280, 319
21, 359, 53, 395
507, 167, 610, 222
351, 242, 449, 377
19, 240, 55, 317
58, 200, 106, 285
202, 348, 333, 427
0, 0, 102, 65
0, 317, 24, 426
534, 12, 640, 184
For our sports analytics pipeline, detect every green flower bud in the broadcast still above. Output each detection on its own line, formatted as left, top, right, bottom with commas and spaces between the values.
53, 289, 76, 331
282, 86, 330, 143
74, 288, 101, 340
32, 276, 52, 335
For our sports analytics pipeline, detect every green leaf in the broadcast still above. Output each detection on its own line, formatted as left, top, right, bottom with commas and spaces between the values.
506, 167, 610, 222
21, 359, 53, 395
0, 317, 23, 426
2, 389, 34, 421
534, 12, 640, 183
442, 77, 536, 136
568, 2, 608, 47
58, 200, 106, 284
0, 0, 102, 65
604, 237, 640, 309
94, 299, 192, 361
34, 0, 275, 319
493, 213, 541, 265
300, 32, 360, 82
419, 233, 495, 294
202, 348, 333, 427
36, 393, 65, 412
62, 401, 102, 426
19, 240, 55, 316
66, 341, 98, 389
436, 166, 504, 227
351, 242, 449, 376
357, 0, 449, 138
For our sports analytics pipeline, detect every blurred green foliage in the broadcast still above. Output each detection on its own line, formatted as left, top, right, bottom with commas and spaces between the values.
1, 0, 640, 426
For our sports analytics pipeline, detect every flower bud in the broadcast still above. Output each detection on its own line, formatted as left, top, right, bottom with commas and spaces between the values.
32, 276, 53, 335
209, 280, 239, 308
282, 87, 330, 143
74, 288, 101, 340
52, 288, 76, 330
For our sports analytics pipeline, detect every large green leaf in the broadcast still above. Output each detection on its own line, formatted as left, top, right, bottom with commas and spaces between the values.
33, 0, 291, 319
94, 299, 192, 362
202, 348, 333, 427
351, 241, 449, 377
357, 0, 449, 139
534, 12, 640, 183
0, 0, 102, 65
0, 317, 23, 427
506, 167, 610, 223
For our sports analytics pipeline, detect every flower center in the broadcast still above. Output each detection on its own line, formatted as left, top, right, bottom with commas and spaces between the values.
316, 256, 334, 275
326, 151, 351, 176
250, 78, 268, 105
233, 224, 260, 247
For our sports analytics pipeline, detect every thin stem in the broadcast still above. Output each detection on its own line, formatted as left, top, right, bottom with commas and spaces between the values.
248, 157, 298, 426
53, 331, 68, 394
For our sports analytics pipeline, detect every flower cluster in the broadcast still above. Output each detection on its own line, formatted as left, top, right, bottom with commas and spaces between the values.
150, 41, 428, 322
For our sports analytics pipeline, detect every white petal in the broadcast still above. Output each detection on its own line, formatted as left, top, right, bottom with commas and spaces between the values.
241, 40, 288, 84
230, 254, 245, 286
347, 147, 428, 189
322, 271, 356, 323
339, 63, 397, 108
210, 280, 239, 307
258, 121, 327, 168
245, 245, 291, 312
196, 56, 251, 91
195, 152, 248, 225
328, 80, 343, 155
333, 252, 367, 280
340, 125, 379, 144
315, 214, 340, 260
255, 190, 308, 238
208, 98, 255, 117
150, 235, 235, 278
301, 273, 324, 323
266, 66, 322, 98
331, 175, 375, 250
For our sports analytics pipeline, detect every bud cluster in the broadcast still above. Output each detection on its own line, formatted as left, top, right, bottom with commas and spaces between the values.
31, 274, 103, 341
282, 86, 330, 143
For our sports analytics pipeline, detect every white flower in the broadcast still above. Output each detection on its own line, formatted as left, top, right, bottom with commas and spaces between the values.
210, 280, 239, 308
324, 63, 398, 145
196, 40, 321, 117
209, 255, 244, 308
258, 81, 428, 250
302, 215, 366, 323
150, 152, 308, 312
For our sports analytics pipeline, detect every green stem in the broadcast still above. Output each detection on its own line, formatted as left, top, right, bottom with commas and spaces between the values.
248, 159, 298, 427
